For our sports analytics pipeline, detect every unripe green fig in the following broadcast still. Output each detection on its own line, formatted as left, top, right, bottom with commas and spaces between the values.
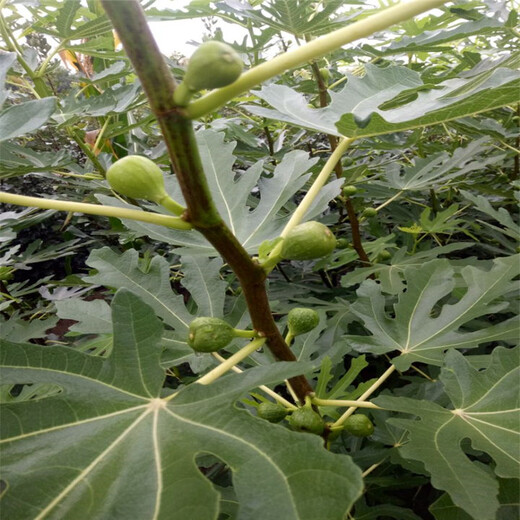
281, 221, 336, 261
188, 317, 235, 353
257, 402, 288, 423
336, 238, 350, 249
377, 250, 392, 261
107, 155, 167, 202
183, 41, 243, 91
287, 307, 319, 336
289, 407, 325, 435
362, 208, 377, 218
343, 414, 374, 437
342, 185, 357, 196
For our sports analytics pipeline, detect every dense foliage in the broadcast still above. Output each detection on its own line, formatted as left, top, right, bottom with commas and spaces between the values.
0, 1, 519, 519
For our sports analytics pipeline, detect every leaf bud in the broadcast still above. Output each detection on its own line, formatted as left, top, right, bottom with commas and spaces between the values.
319, 67, 330, 83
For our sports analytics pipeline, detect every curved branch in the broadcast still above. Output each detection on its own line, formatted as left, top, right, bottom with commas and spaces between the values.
186, 0, 449, 118
100, 0, 313, 401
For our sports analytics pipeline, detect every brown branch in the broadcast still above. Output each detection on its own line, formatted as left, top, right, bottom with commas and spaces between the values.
309, 61, 371, 265
263, 125, 275, 158
344, 198, 371, 265
100, 0, 312, 401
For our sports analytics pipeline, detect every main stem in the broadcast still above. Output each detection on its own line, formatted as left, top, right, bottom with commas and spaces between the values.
101, 0, 313, 402
309, 60, 370, 266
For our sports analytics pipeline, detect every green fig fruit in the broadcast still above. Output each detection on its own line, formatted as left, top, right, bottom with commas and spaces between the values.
188, 317, 235, 353
106, 155, 167, 203
257, 402, 289, 423
343, 414, 374, 437
342, 185, 357, 196
281, 221, 336, 261
289, 407, 325, 435
336, 238, 350, 249
377, 250, 392, 261
183, 41, 243, 92
362, 208, 377, 218
287, 307, 319, 337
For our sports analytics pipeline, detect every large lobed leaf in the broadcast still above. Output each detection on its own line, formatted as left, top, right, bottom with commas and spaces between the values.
374, 138, 503, 192
345, 257, 520, 370
376, 347, 520, 520
0, 98, 57, 142
0, 290, 363, 519
246, 64, 520, 138
98, 130, 342, 255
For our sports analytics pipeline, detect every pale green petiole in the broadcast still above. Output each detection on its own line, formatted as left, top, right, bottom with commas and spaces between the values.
186, 0, 450, 119
0, 191, 192, 230
197, 337, 266, 385
157, 194, 186, 216
312, 397, 381, 410
332, 365, 396, 427
261, 138, 355, 273
233, 328, 258, 339
211, 352, 297, 410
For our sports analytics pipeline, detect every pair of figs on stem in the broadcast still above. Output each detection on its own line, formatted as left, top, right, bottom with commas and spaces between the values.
106, 159, 337, 266
257, 400, 325, 435
187, 307, 319, 353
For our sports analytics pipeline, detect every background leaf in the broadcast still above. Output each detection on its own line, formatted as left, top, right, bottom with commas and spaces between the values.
0, 98, 56, 142
376, 347, 520, 520
346, 257, 520, 369
246, 65, 520, 138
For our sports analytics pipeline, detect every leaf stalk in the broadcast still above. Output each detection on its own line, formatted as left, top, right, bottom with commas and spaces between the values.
0, 192, 192, 230
198, 338, 266, 385
186, 0, 450, 118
